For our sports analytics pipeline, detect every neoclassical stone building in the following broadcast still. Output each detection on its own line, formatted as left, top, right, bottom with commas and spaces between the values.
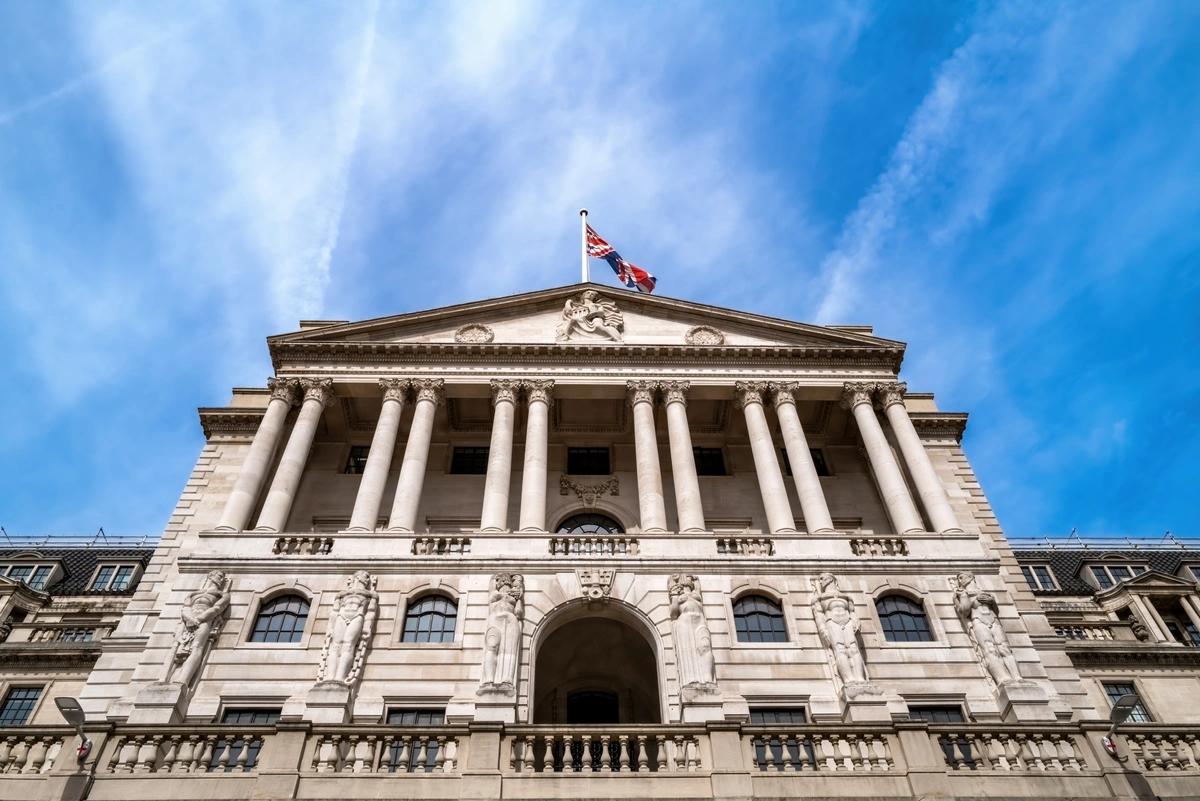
2, 284, 1197, 800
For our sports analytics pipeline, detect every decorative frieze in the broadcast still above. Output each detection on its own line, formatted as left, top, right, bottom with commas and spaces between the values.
559, 475, 620, 507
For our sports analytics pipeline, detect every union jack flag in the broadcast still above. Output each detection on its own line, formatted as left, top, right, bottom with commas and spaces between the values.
586, 225, 657, 294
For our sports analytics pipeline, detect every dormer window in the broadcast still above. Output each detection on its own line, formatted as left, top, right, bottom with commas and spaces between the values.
1089, 564, 1148, 589
89, 564, 138, 592
0, 563, 57, 591
1020, 564, 1058, 591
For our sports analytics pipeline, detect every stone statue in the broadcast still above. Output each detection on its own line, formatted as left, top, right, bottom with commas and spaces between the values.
479, 573, 524, 694
951, 571, 1022, 686
555, 290, 623, 342
163, 571, 231, 687
811, 572, 871, 693
316, 571, 378, 686
668, 574, 717, 692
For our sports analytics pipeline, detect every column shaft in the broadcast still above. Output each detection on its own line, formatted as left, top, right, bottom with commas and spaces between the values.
628, 381, 667, 532
254, 378, 333, 532
518, 381, 553, 532
1130, 594, 1169, 643
480, 380, 519, 532
879, 383, 963, 535
387, 379, 443, 532
1177, 596, 1200, 642
216, 379, 297, 531
662, 382, 706, 532
736, 382, 796, 534
347, 380, 407, 532
770, 383, 834, 535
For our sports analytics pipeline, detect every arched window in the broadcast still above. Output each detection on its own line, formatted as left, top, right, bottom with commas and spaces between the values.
402, 595, 458, 643
732, 594, 788, 643
556, 513, 623, 535
249, 594, 310, 643
876, 595, 934, 642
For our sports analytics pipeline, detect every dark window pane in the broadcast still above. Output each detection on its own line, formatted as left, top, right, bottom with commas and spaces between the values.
809, 449, 831, 476
385, 709, 446, 772
693, 447, 727, 476
402, 595, 458, 644
1092, 568, 1114, 589
8, 566, 32, 583
733, 595, 787, 643
450, 446, 489, 474
111, 566, 135, 591
749, 708, 807, 725
29, 566, 54, 590
344, 445, 371, 474
1110, 566, 1132, 582
1020, 565, 1036, 589
0, 686, 42, 726
90, 566, 115, 591
567, 447, 610, 475
1032, 566, 1054, 589
1104, 683, 1152, 723
877, 595, 934, 642
556, 514, 622, 535
221, 708, 281, 725
250, 595, 310, 643
909, 706, 966, 723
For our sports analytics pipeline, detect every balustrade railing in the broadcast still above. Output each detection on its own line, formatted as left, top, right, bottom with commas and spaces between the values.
308, 729, 459, 773
412, 536, 471, 556
549, 536, 639, 556
272, 536, 333, 555
849, 537, 909, 557
14, 623, 111, 644
1055, 624, 1116, 641
104, 727, 272, 774
1124, 731, 1200, 771
505, 726, 701, 773
716, 537, 774, 556
0, 733, 64, 774
746, 729, 893, 772
933, 729, 1087, 772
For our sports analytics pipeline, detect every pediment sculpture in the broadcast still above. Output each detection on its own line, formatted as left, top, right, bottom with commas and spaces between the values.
316, 571, 379, 687
555, 290, 624, 342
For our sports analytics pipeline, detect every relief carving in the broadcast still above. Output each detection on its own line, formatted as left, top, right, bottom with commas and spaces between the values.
559, 475, 620, 507
811, 572, 878, 698
555, 290, 623, 342
578, 569, 615, 602
163, 571, 231, 688
455, 324, 495, 344
316, 571, 379, 687
684, 325, 725, 346
952, 571, 1024, 687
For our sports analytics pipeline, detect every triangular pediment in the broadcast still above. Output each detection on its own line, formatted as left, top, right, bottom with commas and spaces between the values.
1096, 570, 1200, 601
270, 283, 901, 351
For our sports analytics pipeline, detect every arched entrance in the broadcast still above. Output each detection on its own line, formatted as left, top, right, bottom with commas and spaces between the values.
532, 601, 663, 724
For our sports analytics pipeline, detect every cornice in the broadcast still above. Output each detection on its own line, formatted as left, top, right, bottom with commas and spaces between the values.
909, 412, 969, 443
269, 341, 906, 373
1065, 644, 1200, 668
0, 643, 101, 667
198, 407, 267, 439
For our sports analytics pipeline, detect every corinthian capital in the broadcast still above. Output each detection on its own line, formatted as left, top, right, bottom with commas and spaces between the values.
522, 379, 554, 405
840, 382, 876, 410
874, 381, 907, 410
267, 377, 300, 406
490, 379, 520, 405
626, 380, 657, 406
411, 378, 445, 405
660, 380, 690, 406
379, 378, 409, 404
300, 377, 335, 407
734, 381, 769, 409
768, 381, 799, 408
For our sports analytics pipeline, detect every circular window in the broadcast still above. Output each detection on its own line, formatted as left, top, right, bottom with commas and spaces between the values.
557, 513, 623, 534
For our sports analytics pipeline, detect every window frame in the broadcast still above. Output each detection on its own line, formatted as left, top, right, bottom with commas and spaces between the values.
0, 563, 59, 591
1102, 680, 1153, 723
907, 704, 968, 723
747, 707, 808, 725
566, 446, 612, 476
1088, 563, 1149, 590
555, 513, 624, 535
448, 445, 490, 475
342, 444, 371, 475
0, 685, 44, 726
692, 446, 728, 477
874, 593, 937, 644
245, 592, 312, 646
87, 563, 141, 593
1019, 564, 1059, 591
731, 593, 789, 644
400, 594, 460, 645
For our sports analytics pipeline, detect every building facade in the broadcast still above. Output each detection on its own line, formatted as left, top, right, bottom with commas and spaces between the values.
1, 284, 1197, 800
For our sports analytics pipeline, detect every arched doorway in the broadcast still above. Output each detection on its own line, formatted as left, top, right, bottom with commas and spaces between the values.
532, 603, 662, 724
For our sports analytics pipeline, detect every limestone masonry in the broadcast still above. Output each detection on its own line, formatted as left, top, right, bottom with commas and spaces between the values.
1, 283, 1197, 800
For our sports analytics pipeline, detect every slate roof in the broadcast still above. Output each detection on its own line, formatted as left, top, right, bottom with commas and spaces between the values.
0, 547, 154, 596
1012, 545, 1200, 596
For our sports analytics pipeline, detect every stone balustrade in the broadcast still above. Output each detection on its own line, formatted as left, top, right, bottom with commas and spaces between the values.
14, 623, 111, 644
0, 733, 64, 774
1124, 731, 1200, 771
104, 727, 271, 774
932, 728, 1088, 772
505, 726, 702, 773
272, 535, 333, 555
308, 729, 459, 773
411, 536, 472, 556
1054, 623, 1117, 641
849, 537, 909, 557
746, 728, 893, 771
716, 537, 775, 556
548, 536, 639, 556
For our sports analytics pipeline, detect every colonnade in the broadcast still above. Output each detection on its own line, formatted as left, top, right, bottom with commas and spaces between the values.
214, 376, 962, 537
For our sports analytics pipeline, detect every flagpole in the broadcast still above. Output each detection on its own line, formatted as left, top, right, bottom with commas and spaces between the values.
579, 208, 589, 283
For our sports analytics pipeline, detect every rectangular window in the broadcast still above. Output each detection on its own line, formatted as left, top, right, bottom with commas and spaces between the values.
1090, 565, 1148, 589
781, 449, 832, 477
213, 708, 280, 772
908, 705, 966, 723
386, 708, 446, 726
0, 686, 42, 726
1020, 564, 1057, 591
7, 566, 32, 584
449, 446, 489, 475
567, 447, 611, 475
344, 445, 370, 474
60, 628, 95, 643
28, 566, 53, 590
385, 709, 446, 773
221, 708, 282, 725
748, 707, 807, 725
1104, 683, 1152, 723
89, 564, 137, 592
111, 566, 135, 592
693, 447, 727, 476
90, 566, 115, 591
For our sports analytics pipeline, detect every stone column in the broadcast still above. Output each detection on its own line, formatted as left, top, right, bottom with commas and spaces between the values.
661, 381, 706, 532
735, 381, 796, 534
1130, 594, 1169, 643
627, 381, 667, 532
216, 378, 299, 531
1177, 596, 1200, 641
770, 382, 834, 535
518, 380, 554, 532
346, 379, 408, 532
842, 382, 924, 536
480, 380, 519, 532
387, 378, 444, 533
254, 378, 334, 532
877, 382, 964, 535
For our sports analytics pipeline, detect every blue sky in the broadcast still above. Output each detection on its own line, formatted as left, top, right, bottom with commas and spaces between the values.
1, 1, 1197, 538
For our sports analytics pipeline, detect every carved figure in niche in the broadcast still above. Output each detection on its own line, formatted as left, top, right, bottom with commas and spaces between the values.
811, 572, 871, 693
317, 571, 379, 686
951, 571, 1022, 686
555, 290, 623, 342
479, 573, 524, 694
668, 574, 717, 691
163, 571, 231, 687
